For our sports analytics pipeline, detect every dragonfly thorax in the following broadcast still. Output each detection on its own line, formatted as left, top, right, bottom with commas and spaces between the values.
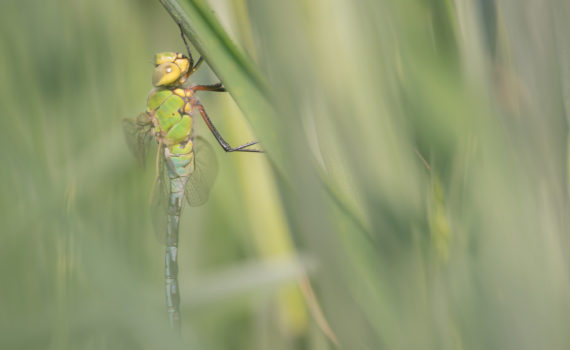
147, 87, 193, 146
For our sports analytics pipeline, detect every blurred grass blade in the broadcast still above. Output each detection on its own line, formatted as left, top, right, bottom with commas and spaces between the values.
182, 256, 313, 306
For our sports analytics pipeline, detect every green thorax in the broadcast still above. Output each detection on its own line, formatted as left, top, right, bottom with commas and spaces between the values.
147, 87, 195, 178
147, 88, 193, 146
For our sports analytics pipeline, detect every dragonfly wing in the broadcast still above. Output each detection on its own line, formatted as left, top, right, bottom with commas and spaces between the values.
122, 113, 153, 166
185, 136, 218, 206
150, 149, 170, 242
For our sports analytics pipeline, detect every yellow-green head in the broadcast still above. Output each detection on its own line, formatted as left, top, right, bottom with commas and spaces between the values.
152, 52, 191, 87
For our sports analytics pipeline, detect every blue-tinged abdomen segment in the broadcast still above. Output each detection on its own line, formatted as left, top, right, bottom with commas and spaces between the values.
167, 153, 195, 178
166, 140, 194, 178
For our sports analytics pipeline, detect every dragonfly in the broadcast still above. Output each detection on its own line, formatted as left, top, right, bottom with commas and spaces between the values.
123, 25, 262, 332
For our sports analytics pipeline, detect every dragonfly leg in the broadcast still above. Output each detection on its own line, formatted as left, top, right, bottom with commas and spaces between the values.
194, 101, 262, 153
191, 83, 226, 93
177, 22, 205, 74
190, 57, 204, 74
177, 23, 195, 68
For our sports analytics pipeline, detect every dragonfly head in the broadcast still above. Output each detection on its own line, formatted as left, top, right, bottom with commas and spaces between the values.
152, 52, 191, 87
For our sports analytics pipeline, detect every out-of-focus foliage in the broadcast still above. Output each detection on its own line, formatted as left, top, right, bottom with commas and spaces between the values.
1, 0, 570, 349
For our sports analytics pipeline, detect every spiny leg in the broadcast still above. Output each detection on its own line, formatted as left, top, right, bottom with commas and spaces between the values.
194, 101, 262, 153
177, 23, 194, 68
177, 25, 223, 88
190, 57, 204, 74
177, 24, 208, 76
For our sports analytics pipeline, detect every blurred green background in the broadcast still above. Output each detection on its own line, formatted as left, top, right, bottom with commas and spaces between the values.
2, 0, 570, 349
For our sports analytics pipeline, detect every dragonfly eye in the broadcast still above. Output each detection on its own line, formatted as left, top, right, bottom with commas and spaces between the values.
153, 63, 182, 86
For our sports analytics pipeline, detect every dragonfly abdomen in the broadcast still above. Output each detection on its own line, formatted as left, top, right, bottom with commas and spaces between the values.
164, 175, 187, 332
165, 146, 195, 179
